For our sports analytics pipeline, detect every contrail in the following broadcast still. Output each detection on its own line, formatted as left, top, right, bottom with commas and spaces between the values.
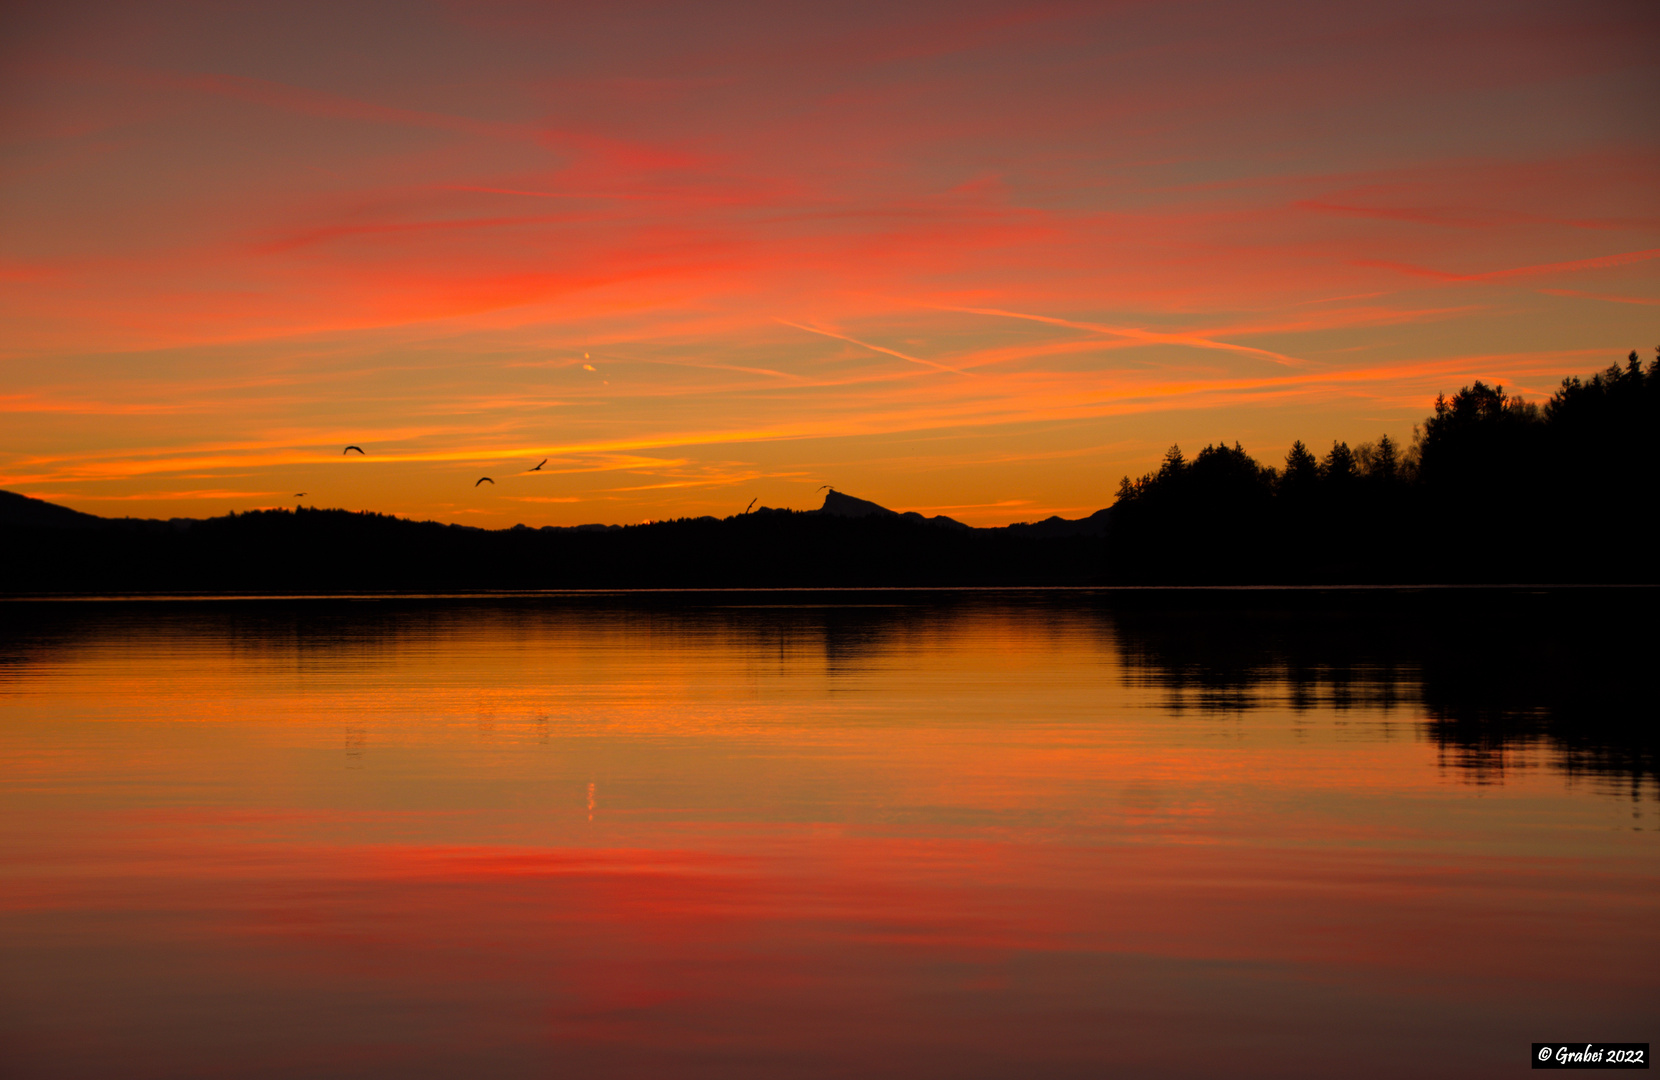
925, 304, 1309, 369
774, 319, 969, 376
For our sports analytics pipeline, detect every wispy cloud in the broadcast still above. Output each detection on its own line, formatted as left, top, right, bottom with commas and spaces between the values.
925, 305, 1311, 369
1537, 288, 1660, 307
773, 319, 969, 375
3, 1, 1653, 525
1356, 247, 1660, 283
59, 489, 284, 501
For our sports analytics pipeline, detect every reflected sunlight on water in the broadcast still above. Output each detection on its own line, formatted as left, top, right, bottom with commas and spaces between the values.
0, 595, 1654, 1078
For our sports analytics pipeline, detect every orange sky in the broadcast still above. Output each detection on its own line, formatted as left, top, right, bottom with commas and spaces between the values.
1, 0, 1656, 526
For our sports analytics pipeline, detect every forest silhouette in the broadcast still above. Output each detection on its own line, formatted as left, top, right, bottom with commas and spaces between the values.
1108, 349, 1659, 583
1, 351, 1656, 590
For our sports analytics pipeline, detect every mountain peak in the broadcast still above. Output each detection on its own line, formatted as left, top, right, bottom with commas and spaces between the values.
817, 490, 973, 531
818, 489, 897, 518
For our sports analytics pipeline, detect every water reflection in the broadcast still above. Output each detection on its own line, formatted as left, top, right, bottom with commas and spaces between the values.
0, 592, 1655, 1079
1106, 592, 1656, 799
3, 591, 1651, 799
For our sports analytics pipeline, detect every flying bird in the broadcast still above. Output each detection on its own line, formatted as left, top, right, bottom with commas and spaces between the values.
475, 477, 494, 486
528, 459, 547, 472
745, 498, 757, 514
816, 484, 835, 493
294, 493, 307, 498
343, 445, 364, 455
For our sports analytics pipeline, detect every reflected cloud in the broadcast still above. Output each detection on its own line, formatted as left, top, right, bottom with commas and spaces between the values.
2, 590, 1654, 1072
2, 592, 1650, 800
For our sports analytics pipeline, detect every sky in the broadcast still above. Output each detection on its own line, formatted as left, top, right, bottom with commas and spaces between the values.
1, 0, 1655, 527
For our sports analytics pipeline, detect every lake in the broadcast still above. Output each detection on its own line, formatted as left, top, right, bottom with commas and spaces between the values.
0, 591, 1654, 1078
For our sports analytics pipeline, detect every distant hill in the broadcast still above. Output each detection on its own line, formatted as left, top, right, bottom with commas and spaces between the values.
819, 489, 971, 530
0, 490, 114, 531
818, 489, 1110, 536
0, 490, 1110, 593
996, 508, 1113, 539
818, 490, 898, 519
0, 490, 204, 535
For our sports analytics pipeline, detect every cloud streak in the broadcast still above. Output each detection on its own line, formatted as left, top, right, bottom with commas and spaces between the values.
1, 0, 1655, 524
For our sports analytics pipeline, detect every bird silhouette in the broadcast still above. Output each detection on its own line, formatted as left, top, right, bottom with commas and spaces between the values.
475, 477, 494, 486
816, 484, 835, 493
294, 493, 307, 498
343, 445, 364, 455
528, 459, 547, 472
744, 498, 757, 514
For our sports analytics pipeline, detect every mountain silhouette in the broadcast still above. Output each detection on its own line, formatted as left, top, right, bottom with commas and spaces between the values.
997, 508, 1113, 539
818, 489, 974, 531
0, 490, 205, 535
815, 489, 1112, 536
6, 350, 1654, 593
818, 490, 896, 519
0, 490, 1109, 593
0, 490, 107, 531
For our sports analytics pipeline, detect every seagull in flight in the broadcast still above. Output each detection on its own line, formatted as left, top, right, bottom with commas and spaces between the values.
816, 484, 835, 494
294, 493, 307, 498
343, 445, 364, 455
744, 497, 757, 514
528, 459, 547, 472
475, 477, 494, 486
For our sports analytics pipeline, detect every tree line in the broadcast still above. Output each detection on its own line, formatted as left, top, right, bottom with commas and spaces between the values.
1106, 350, 1660, 583
4, 351, 1653, 590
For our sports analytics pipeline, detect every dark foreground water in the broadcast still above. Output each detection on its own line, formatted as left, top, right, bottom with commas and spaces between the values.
0, 591, 1654, 1078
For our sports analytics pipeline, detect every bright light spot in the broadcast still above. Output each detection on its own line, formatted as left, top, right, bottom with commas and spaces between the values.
583, 364, 595, 371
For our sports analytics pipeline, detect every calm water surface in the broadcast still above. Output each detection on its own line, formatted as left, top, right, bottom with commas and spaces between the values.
0, 594, 1654, 1078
